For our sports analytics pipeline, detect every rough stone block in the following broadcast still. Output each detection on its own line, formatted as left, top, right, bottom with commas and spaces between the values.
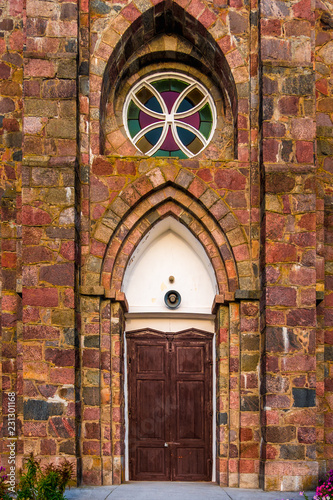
292, 388, 316, 407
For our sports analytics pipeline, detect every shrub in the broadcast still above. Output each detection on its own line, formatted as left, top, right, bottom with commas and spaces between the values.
16, 453, 73, 500
0, 466, 12, 500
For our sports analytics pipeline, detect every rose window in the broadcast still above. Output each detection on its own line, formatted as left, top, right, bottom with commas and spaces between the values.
123, 73, 216, 159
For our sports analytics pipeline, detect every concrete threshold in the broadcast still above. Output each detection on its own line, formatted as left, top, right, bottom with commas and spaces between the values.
65, 482, 315, 500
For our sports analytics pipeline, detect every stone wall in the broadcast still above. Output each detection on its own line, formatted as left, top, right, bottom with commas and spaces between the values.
0, 0, 24, 470
0, 0, 332, 492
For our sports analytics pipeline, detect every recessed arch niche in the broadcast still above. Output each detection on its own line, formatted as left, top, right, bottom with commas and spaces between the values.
122, 216, 218, 332
122, 216, 219, 482
100, 2, 238, 158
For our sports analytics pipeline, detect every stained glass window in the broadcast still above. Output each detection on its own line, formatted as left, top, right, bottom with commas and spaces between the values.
123, 73, 216, 159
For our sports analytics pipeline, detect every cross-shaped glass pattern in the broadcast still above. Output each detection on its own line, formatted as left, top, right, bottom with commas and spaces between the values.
124, 73, 216, 158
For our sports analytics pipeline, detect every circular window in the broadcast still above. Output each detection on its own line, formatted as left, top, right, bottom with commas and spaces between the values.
123, 72, 217, 159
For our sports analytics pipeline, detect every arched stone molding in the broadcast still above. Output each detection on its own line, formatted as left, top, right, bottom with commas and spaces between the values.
88, 0, 249, 155
92, 0, 249, 76
83, 166, 253, 294
103, 197, 232, 293
79, 166, 255, 487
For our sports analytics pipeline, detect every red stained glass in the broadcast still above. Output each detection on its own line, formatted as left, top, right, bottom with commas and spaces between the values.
161, 127, 179, 151
161, 91, 179, 113
139, 112, 162, 128
178, 112, 200, 129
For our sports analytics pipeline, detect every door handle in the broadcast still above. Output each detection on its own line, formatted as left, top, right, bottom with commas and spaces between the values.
164, 442, 180, 447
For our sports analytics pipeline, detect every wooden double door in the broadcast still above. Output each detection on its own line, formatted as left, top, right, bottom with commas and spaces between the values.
127, 329, 213, 481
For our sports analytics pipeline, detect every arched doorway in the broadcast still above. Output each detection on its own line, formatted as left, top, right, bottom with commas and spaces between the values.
81, 170, 248, 486
122, 217, 218, 481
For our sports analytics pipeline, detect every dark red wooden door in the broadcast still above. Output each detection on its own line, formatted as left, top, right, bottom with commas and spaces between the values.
127, 329, 212, 481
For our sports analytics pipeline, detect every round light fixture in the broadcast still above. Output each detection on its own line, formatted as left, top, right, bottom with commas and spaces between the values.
164, 290, 181, 309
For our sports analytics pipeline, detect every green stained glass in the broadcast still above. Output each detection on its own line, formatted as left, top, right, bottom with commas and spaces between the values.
152, 78, 190, 93
128, 120, 140, 138
170, 79, 188, 93
199, 103, 212, 121
152, 79, 170, 93
170, 150, 187, 159
127, 101, 139, 119
199, 121, 212, 139
153, 149, 170, 157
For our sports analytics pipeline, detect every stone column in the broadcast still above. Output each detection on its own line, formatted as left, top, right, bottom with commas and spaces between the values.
228, 301, 241, 488
315, 8, 333, 478
214, 299, 229, 486
21, 0, 78, 473
239, 297, 261, 489
100, 298, 112, 485
110, 298, 126, 485
260, 0, 318, 489
79, 288, 103, 485
0, 189, 20, 463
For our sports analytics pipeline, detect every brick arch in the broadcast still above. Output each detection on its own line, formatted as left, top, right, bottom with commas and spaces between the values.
102, 192, 234, 293
93, 0, 247, 154
84, 166, 252, 292
94, 0, 247, 98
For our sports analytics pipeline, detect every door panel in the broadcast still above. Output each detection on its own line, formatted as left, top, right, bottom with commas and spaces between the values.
137, 447, 167, 475
127, 329, 212, 481
176, 448, 205, 477
177, 381, 204, 440
128, 337, 170, 480
172, 338, 211, 481
176, 346, 204, 373
137, 344, 165, 373
137, 380, 165, 439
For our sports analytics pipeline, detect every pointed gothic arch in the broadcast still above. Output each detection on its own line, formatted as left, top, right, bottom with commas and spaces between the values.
80, 167, 253, 486
82, 166, 253, 294
93, 1, 244, 156
102, 197, 232, 294
122, 216, 218, 314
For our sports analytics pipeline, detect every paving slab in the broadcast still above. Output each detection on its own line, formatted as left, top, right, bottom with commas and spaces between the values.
64, 486, 117, 499
64, 482, 316, 500
223, 487, 315, 500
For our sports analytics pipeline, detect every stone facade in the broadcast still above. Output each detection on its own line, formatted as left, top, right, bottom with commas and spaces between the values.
0, 0, 333, 491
